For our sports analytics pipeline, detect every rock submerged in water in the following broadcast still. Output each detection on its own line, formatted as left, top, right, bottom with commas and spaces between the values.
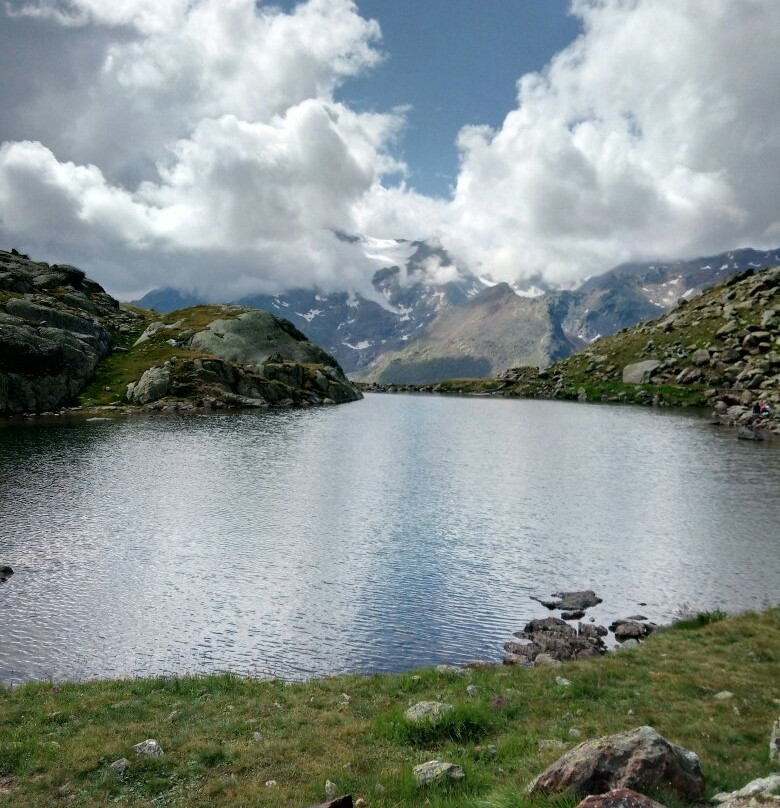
532, 590, 603, 612
0, 565, 14, 583
504, 616, 608, 665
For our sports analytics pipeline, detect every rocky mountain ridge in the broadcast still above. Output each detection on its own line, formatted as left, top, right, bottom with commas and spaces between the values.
418, 264, 780, 436
0, 250, 361, 415
133, 239, 488, 373
132, 245, 780, 382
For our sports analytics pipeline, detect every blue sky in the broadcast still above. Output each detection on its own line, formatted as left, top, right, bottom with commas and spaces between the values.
0, 0, 778, 298
334, 0, 581, 196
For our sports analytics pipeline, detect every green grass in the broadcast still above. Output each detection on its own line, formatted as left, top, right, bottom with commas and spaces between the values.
0, 609, 777, 808
77, 305, 248, 407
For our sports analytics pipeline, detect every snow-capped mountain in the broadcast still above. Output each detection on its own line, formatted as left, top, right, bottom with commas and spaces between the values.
133, 238, 487, 372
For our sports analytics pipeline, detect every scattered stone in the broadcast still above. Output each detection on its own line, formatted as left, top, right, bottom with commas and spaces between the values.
610, 620, 654, 642
574, 787, 668, 808
466, 684, 479, 696
527, 726, 704, 800
404, 701, 453, 723
562, 610, 587, 620
325, 780, 338, 800
771, 718, 780, 764
413, 760, 465, 785
506, 615, 608, 665
132, 739, 164, 758
712, 774, 780, 808
535, 653, 563, 667
569, 728, 582, 738
252, 732, 263, 741
556, 677, 572, 687
714, 691, 735, 700
618, 639, 641, 650
265, 780, 277, 788
0, 565, 13, 582
355, 799, 367, 808
109, 758, 130, 775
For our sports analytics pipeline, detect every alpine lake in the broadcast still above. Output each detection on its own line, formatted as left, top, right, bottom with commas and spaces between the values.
1, 392, 778, 685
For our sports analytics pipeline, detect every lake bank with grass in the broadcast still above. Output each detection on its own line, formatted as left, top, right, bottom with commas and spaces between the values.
0, 609, 777, 808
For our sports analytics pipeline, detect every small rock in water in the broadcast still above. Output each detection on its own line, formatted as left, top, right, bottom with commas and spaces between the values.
132, 739, 163, 758
413, 760, 465, 785
562, 610, 586, 621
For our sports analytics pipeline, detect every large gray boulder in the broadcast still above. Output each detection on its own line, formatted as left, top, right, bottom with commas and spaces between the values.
190, 310, 340, 371
126, 364, 172, 405
622, 361, 661, 384
527, 726, 704, 800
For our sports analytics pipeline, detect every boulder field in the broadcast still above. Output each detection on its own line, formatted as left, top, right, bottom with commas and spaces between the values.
0, 249, 361, 415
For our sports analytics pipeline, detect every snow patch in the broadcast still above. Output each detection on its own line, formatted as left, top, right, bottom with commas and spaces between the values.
342, 340, 372, 350
295, 308, 322, 322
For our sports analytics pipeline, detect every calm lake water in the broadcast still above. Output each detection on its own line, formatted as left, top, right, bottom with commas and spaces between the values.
1, 393, 778, 685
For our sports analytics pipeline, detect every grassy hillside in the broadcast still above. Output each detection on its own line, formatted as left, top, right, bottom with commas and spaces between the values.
0, 609, 777, 808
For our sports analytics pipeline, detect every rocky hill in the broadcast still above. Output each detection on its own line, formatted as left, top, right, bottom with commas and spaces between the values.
485, 266, 779, 435
0, 250, 361, 415
133, 238, 488, 374
356, 282, 579, 384
133, 245, 780, 382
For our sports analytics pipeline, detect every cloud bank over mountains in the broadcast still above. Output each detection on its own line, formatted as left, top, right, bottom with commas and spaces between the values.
0, 0, 778, 298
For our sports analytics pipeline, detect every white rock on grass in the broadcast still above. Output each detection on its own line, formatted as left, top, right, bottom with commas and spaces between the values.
413, 760, 465, 785
404, 701, 453, 723
715, 691, 735, 700
771, 718, 780, 764
712, 774, 780, 805
132, 739, 163, 758
325, 780, 337, 800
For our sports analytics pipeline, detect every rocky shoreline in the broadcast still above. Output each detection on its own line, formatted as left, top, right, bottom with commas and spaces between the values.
1, 249, 362, 416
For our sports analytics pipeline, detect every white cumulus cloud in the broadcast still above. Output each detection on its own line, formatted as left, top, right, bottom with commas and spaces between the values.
0, 0, 779, 298
432, 0, 780, 287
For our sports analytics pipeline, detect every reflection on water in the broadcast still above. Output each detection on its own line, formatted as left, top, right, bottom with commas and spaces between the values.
1, 394, 778, 684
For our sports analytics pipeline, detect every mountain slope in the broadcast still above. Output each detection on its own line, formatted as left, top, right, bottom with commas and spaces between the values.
357, 283, 581, 384
492, 265, 780, 429
132, 246, 780, 382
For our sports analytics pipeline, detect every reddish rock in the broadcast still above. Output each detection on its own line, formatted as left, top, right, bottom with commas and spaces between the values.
527, 726, 704, 801
576, 788, 668, 808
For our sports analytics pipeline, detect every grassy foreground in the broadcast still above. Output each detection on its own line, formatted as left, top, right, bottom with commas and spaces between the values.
0, 610, 777, 808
